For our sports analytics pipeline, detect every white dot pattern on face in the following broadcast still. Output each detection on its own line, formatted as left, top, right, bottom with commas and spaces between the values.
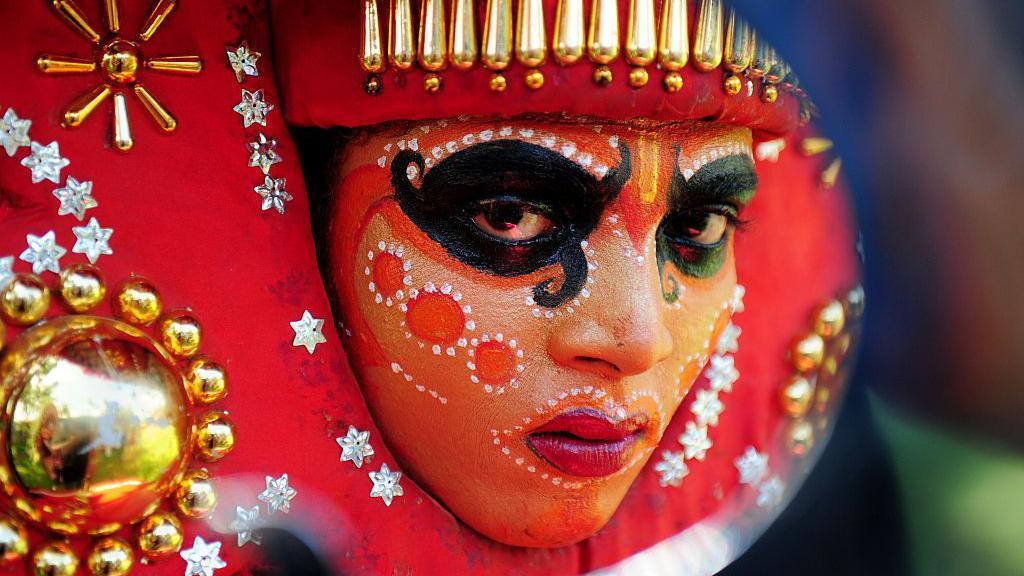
679, 141, 754, 182
466, 332, 526, 395
389, 361, 448, 405
525, 239, 598, 319
365, 240, 414, 308
397, 281, 476, 349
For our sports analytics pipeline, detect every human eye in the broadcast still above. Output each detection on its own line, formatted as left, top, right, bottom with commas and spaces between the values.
660, 205, 735, 249
469, 197, 557, 243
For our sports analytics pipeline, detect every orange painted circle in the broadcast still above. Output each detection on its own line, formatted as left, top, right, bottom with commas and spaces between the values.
475, 340, 515, 384
372, 252, 406, 297
405, 292, 464, 345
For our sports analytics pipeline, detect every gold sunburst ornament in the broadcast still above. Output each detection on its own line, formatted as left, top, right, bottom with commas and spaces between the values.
0, 265, 234, 574
36, 0, 203, 152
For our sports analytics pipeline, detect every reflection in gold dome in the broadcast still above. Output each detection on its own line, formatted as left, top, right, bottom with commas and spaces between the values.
0, 316, 190, 536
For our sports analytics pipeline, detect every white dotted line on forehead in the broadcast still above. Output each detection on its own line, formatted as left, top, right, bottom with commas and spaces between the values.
679, 142, 754, 182
389, 361, 448, 406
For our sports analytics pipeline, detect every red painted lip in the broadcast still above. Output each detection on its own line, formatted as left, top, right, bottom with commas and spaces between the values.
527, 408, 649, 477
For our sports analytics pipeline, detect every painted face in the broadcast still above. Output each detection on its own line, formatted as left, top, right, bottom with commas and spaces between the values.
325, 117, 757, 548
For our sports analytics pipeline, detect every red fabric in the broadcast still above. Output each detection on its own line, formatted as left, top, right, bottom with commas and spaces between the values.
0, 1, 856, 574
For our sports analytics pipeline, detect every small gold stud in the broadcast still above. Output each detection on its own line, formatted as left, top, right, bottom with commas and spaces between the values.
663, 71, 683, 93
723, 74, 742, 96
364, 73, 383, 96
779, 374, 815, 418
821, 157, 842, 189
787, 420, 815, 456
524, 68, 545, 89
32, 542, 78, 576
0, 517, 27, 563
1, 273, 51, 326
790, 333, 825, 373
58, 263, 106, 313
113, 278, 162, 326
87, 537, 133, 576
134, 512, 183, 559
174, 469, 217, 519
761, 83, 779, 104
628, 66, 649, 88
800, 137, 834, 157
158, 311, 202, 358
489, 72, 508, 91
592, 65, 613, 86
424, 72, 443, 93
813, 300, 846, 340
186, 358, 228, 405
195, 411, 236, 461
846, 285, 865, 318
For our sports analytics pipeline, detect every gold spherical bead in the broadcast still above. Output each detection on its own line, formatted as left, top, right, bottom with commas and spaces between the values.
58, 264, 106, 313
663, 71, 683, 93
524, 69, 544, 90
761, 84, 779, 104
363, 73, 382, 96
846, 284, 865, 318
779, 375, 815, 418
113, 278, 162, 326
423, 73, 442, 94
628, 67, 649, 88
87, 538, 133, 576
815, 385, 832, 414
723, 74, 743, 96
158, 311, 202, 358
790, 333, 825, 373
1, 274, 50, 326
488, 73, 507, 92
787, 420, 815, 456
195, 411, 236, 461
0, 517, 27, 563
592, 65, 613, 87
813, 300, 846, 340
186, 358, 228, 405
33, 542, 78, 576
134, 512, 182, 559
820, 354, 839, 379
175, 469, 217, 519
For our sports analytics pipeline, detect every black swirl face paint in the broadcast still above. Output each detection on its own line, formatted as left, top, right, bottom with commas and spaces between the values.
390, 140, 631, 308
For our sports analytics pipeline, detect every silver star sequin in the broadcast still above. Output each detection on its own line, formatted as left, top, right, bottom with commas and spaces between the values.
715, 322, 741, 355
290, 310, 326, 354
254, 175, 292, 214
0, 256, 13, 289
369, 463, 403, 506
247, 133, 282, 175
689, 389, 724, 427
0, 108, 31, 157
72, 217, 113, 264
705, 354, 739, 393
229, 505, 263, 547
678, 421, 712, 461
227, 42, 261, 83
653, 450, 688, 488
734, 446, 769, 487
756, 475, 785, 509
337, 425, 375, 468
233, 89, 274, 127
21, 141, 69, 184
20, 231, 65, 275
180, 536, 227, 576
53, 176, 97, 220
258, 473, 297, 514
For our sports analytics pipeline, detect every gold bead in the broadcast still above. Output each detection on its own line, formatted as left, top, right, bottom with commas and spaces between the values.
820, 354, 839, 379
846, 284, 865, 318
815, 385, 832, 414
113, 278, 162, 326
821, 157, 842, 189
592, 65, 613, 86
663, 71, 683, 93
779, 374, 815, 418
195, 411, 236, 461
175, 469, 217, 519
58, 264, 106, 313
87, 538, 133, 576
723, 74, 742, 96
424, 73, 443, 93
628, 66, 649, 88
1, 273, 50, 326
800, 136, 834, 157
791, 333, 825, 373
158, 310, 202, 358
186, 358, 228, 404
488, 72, 508, 91
813, 300, 846, 340
524, 68, 544, 90
761, 83, 779, 104
363, 73, 383, 96
787, 420, 815, 456
0, 517, 27, 563
134, 512, 183, 559
32, 542, 78, 576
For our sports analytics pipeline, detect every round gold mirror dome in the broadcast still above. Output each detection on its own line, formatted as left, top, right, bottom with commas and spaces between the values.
0, 316, 191, 536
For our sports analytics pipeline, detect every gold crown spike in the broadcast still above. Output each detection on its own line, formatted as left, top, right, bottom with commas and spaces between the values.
62, 84, 110, 128
692, 0, 724, 71
419, 0, 447, 71
553, 0, 586, 65
137, 0, 176, 42
51, 0, 102, 44
388, 0, 416, 70
723, 10, 754, 73
516, 0, 547, 68
145, 55, 202, 74
103, 0, 120, 33
112, 92, 133, 150
749, 32, 768, 78
625, 0, 657, 66
36, 54, 96, 74
133, 84, 176, 132
657, 0, 688, 71
482, 0, 513, 70
588, 0, 620, 64
361, 0, 386, 73
765, 46, 784, 84
449, 0, 478, 70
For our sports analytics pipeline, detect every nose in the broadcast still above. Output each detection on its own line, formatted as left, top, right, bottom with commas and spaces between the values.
547, 245, 674, 378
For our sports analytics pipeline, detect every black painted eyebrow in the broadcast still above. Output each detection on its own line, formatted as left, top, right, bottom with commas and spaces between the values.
670, 151, 758, 209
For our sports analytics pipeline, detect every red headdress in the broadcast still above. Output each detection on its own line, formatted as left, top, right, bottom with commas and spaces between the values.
0, 1, 859, 574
